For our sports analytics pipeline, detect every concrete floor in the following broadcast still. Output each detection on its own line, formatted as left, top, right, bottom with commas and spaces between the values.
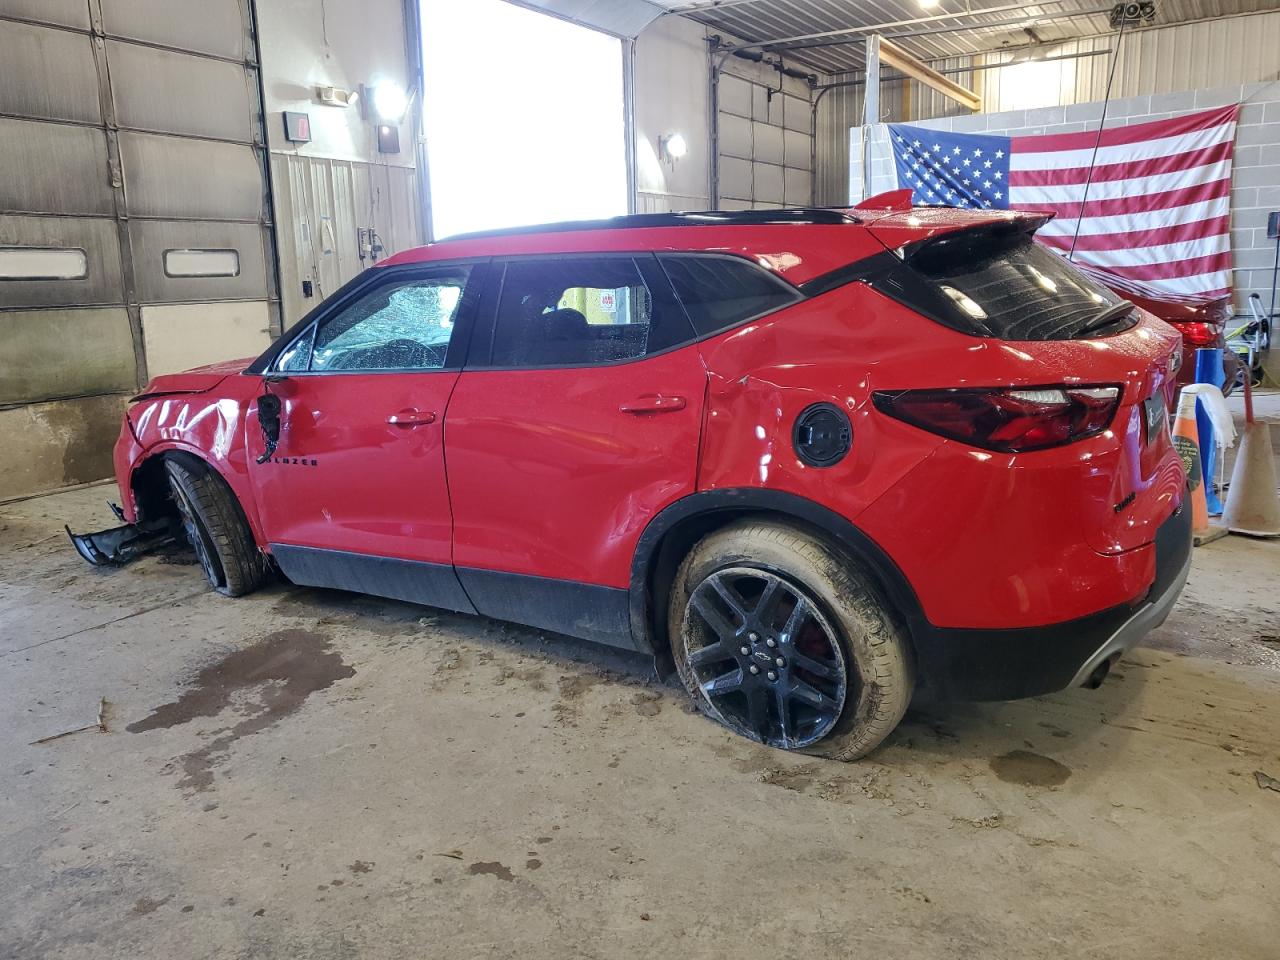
3, 480, 1279, 959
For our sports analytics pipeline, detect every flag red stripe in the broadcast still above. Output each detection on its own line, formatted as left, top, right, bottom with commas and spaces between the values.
1007, 140, 1233, 187
1009, 105, 1238, 154
1073, 252, 1231, 283
1011, 178, 1230, 220
1035, 214, 1232, 253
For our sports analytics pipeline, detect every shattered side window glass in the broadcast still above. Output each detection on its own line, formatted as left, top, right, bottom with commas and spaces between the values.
276, 325, 315, 372
309, 267, 470, 372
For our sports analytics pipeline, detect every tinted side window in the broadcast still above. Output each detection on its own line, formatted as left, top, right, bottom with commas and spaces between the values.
308, 268, 470, 372
489, 259, 656, 367
659, 256, 801, 337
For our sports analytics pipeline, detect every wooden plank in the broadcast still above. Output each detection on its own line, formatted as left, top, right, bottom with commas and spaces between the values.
878, 36, 981, 112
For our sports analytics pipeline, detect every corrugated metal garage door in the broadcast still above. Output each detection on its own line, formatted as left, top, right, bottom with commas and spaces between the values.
716, 68, 814, 210
0, 0, 278, 499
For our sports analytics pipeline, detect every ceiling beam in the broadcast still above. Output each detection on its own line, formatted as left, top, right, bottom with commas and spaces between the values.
874, 35, 982, 111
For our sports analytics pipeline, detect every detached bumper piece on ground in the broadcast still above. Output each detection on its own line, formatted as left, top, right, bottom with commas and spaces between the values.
66, 503, 176, 566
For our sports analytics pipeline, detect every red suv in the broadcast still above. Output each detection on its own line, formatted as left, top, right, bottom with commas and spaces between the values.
1119, 290, 1240, 396
73, 205, 1192, 760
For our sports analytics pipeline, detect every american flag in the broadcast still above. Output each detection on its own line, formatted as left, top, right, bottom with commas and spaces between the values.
889, 105, 1240, 304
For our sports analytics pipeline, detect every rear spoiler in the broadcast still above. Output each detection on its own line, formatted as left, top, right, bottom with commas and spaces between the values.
896, 212, 1054, 265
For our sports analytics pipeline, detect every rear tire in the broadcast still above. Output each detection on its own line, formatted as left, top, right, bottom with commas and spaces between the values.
165, 458, 270, 597
669, 520, 914, 761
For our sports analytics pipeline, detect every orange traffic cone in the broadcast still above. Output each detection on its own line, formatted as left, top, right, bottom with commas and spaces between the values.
1172, 389, 1226, 545
1222, 375, 1280, 538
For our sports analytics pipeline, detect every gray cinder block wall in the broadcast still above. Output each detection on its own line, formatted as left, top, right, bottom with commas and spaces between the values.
850, 80, 1280, 317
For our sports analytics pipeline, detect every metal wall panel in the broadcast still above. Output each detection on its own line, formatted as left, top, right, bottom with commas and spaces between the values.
784, 167, 810, 206
783, 94, 811, 132
0, 393, 132, 494
0, 307, 136, 405
784, 129, 810, 170
982, 10, 1280, 110
721, 113, 752, 159
0, 21, 101, 124
100, 0, 248, 60
0, 215, 123, 308
752, 121, 784, 165
141, 300, 271, 378
270, 152, 421, 326
128, 220, 267, 303
0, 0, 90, 30
0, 118, 113, 216
719, 75, 754, 119
719, 155, 754, 202
108, 41, 255, 142
119, 133, 263, 221
754, 163, 784, 204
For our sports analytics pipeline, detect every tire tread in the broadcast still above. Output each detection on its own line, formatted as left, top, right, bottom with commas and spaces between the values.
165, 458, 270, 597
670, 519, 914, 761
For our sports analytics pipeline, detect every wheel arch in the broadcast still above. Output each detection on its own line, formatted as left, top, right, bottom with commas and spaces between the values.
128, 445, 266, 548
630, 488, 926, 674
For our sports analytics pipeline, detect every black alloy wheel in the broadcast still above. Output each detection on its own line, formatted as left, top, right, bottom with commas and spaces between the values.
681, 566, 849, 750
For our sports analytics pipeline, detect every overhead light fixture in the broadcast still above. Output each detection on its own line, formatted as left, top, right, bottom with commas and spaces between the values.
371, 80, 408, 123
659, 132, 688, 163
918, 0, 941, 8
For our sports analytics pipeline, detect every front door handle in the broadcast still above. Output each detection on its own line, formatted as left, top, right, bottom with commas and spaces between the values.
387, 408, 437, 427
619, 395, 687, 414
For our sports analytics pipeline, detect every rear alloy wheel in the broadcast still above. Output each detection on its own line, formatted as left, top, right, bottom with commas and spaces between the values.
670, 521, 913, 760
165, 457, 271, 597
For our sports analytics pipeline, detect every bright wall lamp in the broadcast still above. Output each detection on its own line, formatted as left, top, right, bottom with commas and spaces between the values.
659, 132, 688, 163
372, 80, 409, 123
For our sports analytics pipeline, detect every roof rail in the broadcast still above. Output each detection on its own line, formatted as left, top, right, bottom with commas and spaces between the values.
440, 208, 861, 242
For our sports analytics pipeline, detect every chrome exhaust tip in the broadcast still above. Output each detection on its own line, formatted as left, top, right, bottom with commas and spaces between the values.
1083, 658, 1113, 690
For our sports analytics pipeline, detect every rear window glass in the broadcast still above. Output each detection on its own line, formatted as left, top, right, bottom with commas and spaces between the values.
660, 256, 801, 338
907, 228, 1132, 340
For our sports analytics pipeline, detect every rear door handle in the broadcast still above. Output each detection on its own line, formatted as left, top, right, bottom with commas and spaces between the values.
387, 408, 437, 427
619, 395, 687, 414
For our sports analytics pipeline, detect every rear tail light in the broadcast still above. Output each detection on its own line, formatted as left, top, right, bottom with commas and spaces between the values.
1171, 320, 1220, 347
873, 385, 1121, 452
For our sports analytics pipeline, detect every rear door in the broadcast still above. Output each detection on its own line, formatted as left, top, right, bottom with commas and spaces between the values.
444, 254, 704, 646
247, 261, 485, 610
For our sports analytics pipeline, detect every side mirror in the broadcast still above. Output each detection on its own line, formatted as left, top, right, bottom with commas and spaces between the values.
255, 393, 283, 464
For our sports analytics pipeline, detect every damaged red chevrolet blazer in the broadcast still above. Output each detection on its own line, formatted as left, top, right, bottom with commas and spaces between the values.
72, 201, 1192, 760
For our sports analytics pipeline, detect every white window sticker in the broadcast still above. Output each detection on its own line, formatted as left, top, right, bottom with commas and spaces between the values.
0, 247, 87, 280
164, 249, 240, 278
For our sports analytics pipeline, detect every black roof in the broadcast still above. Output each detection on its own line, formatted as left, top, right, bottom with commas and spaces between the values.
441, 208, 861, 242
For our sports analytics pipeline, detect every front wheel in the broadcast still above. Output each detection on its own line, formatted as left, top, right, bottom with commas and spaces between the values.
165, 457, 271, 597
669, 521, 914, 761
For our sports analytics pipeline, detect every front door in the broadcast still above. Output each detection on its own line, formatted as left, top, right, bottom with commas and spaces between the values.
444, 254, 705, 645
247, 261, 485, 610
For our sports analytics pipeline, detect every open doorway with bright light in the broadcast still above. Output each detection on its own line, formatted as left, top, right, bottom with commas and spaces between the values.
419, 0, 629, 239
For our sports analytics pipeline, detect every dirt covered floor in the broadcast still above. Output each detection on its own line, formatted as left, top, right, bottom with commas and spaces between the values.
2, 482, 1279, 960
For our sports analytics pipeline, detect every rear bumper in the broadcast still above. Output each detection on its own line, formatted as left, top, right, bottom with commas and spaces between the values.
912, 500, 1192, 701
